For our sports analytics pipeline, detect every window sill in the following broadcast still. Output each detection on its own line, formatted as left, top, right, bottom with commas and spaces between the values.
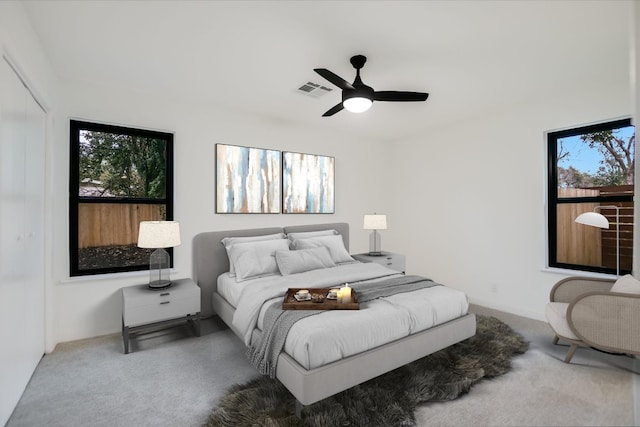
59, 269, 181, 285
541, 267, 617, 280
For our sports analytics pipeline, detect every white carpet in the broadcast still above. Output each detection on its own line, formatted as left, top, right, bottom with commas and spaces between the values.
416, 306, 636, 426
7, 306, 637, 426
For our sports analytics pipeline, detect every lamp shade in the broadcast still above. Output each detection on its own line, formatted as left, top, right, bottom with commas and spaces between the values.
137, 221, 181, 248
363, 214, 387, 230
575, 212, 609, 229
343, 97, 373, 113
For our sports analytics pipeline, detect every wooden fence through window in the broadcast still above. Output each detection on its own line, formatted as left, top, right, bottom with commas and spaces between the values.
556, 185, 633, 272
78, 203, 165, 249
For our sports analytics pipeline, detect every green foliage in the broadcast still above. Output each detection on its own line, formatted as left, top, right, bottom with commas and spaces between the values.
78, 131, 166, 198
557, 166, 594, 188
580, 129, 634, 186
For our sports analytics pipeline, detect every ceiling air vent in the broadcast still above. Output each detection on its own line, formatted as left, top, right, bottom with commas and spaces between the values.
297, 81, 332, 98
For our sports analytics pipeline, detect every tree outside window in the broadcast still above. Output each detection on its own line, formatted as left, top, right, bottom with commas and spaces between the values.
548, 118, 634, 275
69, 120, 174, 276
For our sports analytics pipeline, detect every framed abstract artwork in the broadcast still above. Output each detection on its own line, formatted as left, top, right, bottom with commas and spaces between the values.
216, 143, 281, 213
283, 151, 335, 214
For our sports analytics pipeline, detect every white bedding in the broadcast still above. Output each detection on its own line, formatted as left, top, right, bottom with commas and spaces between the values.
217, 272, 248, 307
284, 286, 467, 369
219, 263, 469, 370
228, 263, 394, 343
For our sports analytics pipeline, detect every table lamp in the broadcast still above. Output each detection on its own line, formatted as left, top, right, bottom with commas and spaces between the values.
137, 221, 181, 289
363, 214, 387, 256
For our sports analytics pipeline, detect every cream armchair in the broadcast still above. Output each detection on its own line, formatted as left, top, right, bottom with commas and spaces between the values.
545, 275, 640, 363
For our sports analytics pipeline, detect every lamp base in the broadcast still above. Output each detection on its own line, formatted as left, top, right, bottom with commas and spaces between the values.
368, 230, 382, 255
148, 248, 171, 290
148, 279, 171, 290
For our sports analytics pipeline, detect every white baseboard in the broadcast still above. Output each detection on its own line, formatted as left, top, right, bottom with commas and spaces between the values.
468, 296, 546, 323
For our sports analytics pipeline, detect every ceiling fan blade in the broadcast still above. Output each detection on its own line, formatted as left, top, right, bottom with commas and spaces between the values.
322, 102, 344, 117
373, 91, 429, 102
314, 68, 354, 91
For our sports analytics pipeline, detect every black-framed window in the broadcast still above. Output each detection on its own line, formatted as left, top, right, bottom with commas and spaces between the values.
548, 118, 634, 275
69, 120, 174, 276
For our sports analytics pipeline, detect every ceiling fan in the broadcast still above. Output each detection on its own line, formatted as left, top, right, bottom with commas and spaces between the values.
313, 55, 429, 117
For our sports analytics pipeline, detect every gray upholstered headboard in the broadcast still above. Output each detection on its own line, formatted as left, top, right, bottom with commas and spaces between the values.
192, 222, 350, 317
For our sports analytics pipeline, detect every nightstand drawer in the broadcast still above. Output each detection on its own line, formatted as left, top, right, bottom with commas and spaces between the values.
377, 254, 405, 271
125, 296, 199, 327
124, 287, 195, 308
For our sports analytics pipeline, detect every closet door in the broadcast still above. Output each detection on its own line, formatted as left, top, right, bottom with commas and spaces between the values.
0, 56, 46, 426
23, 66, 46, 380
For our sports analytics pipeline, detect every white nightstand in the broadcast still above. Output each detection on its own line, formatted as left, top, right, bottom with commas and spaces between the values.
121, 278, 201, 354
352, 251, 405, 273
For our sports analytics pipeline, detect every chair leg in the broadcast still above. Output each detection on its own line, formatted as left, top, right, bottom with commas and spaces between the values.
552, 335, 559, 345
564, 344, 578, 363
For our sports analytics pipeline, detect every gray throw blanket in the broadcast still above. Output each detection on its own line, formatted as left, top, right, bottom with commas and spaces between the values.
247, 275, 439, 378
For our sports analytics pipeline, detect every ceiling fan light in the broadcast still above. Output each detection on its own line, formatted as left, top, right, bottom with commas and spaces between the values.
343, 97, 372, 113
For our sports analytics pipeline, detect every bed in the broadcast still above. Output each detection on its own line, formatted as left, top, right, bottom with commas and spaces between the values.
193, 222, 476, 415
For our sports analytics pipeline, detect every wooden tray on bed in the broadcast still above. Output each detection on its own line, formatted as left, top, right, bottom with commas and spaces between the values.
282, 288, 360, 310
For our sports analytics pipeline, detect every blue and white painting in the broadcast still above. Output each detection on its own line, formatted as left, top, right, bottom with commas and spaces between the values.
283, 152, 335, 214
216, 144, 281, 213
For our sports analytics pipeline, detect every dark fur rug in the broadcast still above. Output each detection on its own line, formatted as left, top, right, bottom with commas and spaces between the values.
205, 315, 528, 427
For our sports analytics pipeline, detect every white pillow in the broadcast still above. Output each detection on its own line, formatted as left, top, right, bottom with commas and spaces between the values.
611, 274, 640, 294
275, 246, 336, 276
221, 233, 285, 276
227, 239, 290, 282
293, 234, 354, 264
286, 229, 338, 241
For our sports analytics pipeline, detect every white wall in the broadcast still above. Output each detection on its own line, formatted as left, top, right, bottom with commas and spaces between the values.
0, 4, 56, 107
386, 83, 632, 321
51, 80, 388, 345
